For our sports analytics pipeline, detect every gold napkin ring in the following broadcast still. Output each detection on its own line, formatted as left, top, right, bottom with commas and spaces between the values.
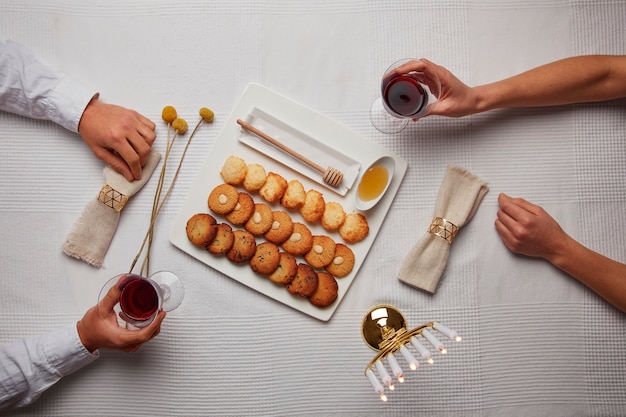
428, 217, 458, 244
98, 184, 129, 212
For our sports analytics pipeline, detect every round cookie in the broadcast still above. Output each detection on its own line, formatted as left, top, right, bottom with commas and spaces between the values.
207, 223, 234, 255
281, 179, 306, 209
299, 189, 325, 223
268, 252, 298, 285
220, 155, 247, 185
286, 263, 319, 297
304, 235, 336, 268
339, 213, 369, 243
208, 183, 239, 215
324, 244, 355, 278
243, 163, 267, 192
249, 242, 281, 275
264, 210, 294, 245
320, 201, 346, 231
225, 192, 255, 225
226, 230, 257, 263
185, 213, 217, 246
244, 203, 274, 236
259, 172, 288, 203
281, 222, 314, 256
308, 271, 339, 308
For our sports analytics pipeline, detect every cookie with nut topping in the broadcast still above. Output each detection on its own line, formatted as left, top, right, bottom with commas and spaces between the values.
225, 192, 255, 225
244, 203, 274, 235
208, 183, 239, 215
304, 235, 336, 268
281, 222, 313, 256
324, 243, 355, 278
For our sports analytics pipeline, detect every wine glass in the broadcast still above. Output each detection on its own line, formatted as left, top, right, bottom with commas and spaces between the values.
98, 270, 184, 329
370, 58, 441, 134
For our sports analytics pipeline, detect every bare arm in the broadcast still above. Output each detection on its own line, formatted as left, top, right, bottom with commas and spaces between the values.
402, 55, 626, 118
495, 193, 626, 313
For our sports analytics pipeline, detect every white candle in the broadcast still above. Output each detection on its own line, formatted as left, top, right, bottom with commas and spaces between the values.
366, 369, 387, 401
410, 336, 434, 364
422, 329, 447, 354
433, 322, 462, 342
386, 352, 404, 383
400, 345, 419, 371
375, 359, 394, 390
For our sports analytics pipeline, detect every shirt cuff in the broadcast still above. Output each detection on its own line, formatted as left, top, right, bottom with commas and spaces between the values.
43, 323, 99, 377
48, 75, 98, 133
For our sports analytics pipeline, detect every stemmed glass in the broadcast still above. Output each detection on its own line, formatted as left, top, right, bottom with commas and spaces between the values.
98, 271, 184, 329
370, 58, 441, 134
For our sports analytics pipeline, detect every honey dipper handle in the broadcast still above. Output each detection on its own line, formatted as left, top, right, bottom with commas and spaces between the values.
237, 119, 325, 174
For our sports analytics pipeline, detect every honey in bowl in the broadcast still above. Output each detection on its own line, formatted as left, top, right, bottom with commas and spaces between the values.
357, 164, 389, 202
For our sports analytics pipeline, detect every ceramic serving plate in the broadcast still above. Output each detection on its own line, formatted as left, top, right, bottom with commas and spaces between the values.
169, 83, 407, 321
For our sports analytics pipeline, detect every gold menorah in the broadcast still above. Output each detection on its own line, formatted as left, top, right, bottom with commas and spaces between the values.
361, 304, 461, 401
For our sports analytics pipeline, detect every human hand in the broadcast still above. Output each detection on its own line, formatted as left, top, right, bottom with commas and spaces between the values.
76, 277, 166, 353
78, 97, 157, 181
494, 193, 568, 261
393, 58, 478, 118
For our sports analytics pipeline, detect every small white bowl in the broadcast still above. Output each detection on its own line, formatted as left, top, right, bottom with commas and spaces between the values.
354, 156, 395, 211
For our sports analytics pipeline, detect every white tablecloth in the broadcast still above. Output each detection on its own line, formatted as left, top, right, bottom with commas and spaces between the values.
1, 1, 625, 416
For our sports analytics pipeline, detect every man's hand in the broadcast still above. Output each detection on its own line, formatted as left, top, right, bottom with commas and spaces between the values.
78, 97, 156, 181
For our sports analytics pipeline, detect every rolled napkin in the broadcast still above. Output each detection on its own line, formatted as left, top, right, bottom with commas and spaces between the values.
398, 165, 489, 293
62, 150, 161, 268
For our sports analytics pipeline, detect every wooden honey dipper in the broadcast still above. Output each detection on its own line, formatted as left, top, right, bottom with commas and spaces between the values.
237, 119, 343, 188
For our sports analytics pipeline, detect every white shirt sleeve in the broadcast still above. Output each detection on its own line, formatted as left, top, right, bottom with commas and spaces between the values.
0, 39, 98, 133
0, 323, 100, 410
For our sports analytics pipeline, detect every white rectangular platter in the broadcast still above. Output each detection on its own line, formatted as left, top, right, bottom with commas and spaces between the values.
169, 83, 407, 321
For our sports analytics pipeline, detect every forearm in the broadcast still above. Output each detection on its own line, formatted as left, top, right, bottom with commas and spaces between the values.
473, 55, 626, 112
0, 39, 97, 132
0, 324, 98, 410
548, 236, 626, 313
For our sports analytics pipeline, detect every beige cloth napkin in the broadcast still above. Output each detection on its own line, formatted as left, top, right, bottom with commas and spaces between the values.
62, 150, 161, 268
398, 165, 489, 293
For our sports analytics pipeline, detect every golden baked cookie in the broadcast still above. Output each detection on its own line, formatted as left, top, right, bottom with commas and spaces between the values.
264, 210, 294, 245
207, 223, 235, 255
280, 179, 306, 209
320, 201, 346, 231
259, 172, 288, 203
208, 183, 239, 215
244, 203, 274, 236
226, 230, 257, 263
220, 155, 248, 185
268, 251, 298, 285
281, 222, 314, 256
339, 213, 369, 243
304, 235, 336, 269
185, 213, 218, 247
225, 192, 255, 225
286, 263, 319, 297
299, 189, 325, 223
243, 163, 267, 192
249, 242, 281, 275
324, 244, 355, 278
308, 271, 339, 308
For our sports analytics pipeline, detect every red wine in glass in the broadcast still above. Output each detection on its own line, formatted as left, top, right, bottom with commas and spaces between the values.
382, 75, 428, 118
119, 275, 161, 326
370, 58, 441, 134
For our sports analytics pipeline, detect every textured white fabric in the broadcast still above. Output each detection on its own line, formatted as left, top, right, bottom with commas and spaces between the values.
0, 324, 99, 410
0, 1, 625, 416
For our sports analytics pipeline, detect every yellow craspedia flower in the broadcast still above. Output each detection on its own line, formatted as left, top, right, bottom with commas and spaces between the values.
172, 118, 188, 134
162, 106, 177, 124
199, 107, 215, 123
